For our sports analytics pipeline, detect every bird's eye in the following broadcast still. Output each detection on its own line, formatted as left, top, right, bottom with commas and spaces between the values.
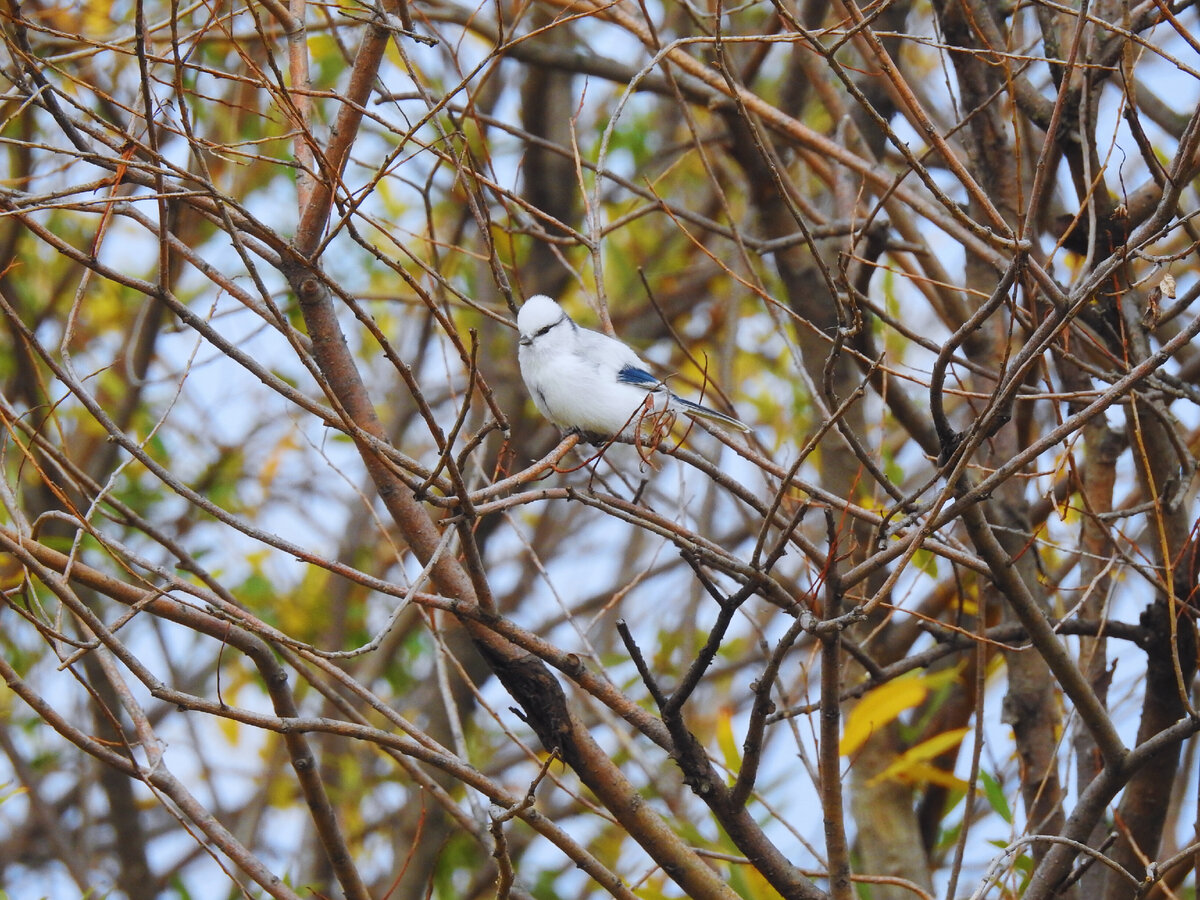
536, 324, 554, 337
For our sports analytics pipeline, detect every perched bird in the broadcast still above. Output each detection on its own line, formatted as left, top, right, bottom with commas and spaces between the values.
516, 294, 749, 440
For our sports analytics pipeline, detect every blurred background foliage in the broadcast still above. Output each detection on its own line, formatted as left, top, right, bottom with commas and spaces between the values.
1, 1, 1200, 899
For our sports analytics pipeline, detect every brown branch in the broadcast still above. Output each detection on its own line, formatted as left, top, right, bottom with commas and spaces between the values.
292, 8, 392, 257
0, 546, 310, 900
1, 524, 643, 898
959, 502, 1126, 767
819, 621, 853, 900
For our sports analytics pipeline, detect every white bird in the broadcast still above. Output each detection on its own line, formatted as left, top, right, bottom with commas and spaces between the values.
516, 294, 750, 440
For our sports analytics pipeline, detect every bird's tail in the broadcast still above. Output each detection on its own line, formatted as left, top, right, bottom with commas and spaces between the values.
673, 395, 751, 432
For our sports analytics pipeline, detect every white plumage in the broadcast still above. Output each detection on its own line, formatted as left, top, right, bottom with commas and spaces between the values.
516, 294, 749, 440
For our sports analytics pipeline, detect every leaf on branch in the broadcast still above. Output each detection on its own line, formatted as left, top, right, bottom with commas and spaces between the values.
716, 706, 742, 774
980, 770, 1014, 825
867, 728, 970, 788
840, 667, 963, 757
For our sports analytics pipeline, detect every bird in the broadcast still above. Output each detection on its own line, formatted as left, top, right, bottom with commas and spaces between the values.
516, 294, 750, 441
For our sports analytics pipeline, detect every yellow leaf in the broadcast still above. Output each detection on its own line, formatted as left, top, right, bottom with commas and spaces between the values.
217, 714, 242, 745
876, 760, 969, 792
840, 667, 962, 757
729, 858, 780, 898
716, 706, 742, 773
956, 598, 979, 616
0, 554, 25, 593
841, 678, 924, 757
869, 727, 971, 786
259, 433, 297, 494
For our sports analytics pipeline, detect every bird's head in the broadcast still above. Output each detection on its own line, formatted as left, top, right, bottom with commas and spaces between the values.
517, 295, 572, 347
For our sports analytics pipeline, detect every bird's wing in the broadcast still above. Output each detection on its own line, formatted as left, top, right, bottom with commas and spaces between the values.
615, 364, 666, 391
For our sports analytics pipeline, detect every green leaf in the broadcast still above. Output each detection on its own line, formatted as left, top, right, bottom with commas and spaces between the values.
980, 769, 1013, 824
